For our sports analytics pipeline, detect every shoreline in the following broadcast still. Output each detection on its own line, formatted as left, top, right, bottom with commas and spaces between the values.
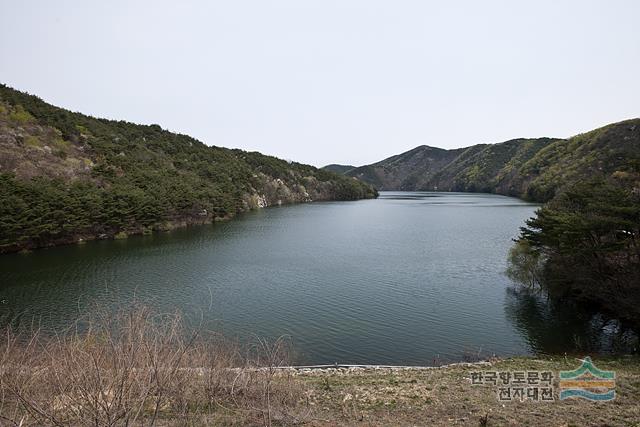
2, 302, 638, 425
6, 189, 533, 256
3, 192, 378, 255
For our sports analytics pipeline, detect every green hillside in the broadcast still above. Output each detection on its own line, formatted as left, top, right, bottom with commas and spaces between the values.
513, 121, 640, 201
346, 121, 640, 203
321, 164, 356, 174
0, 85, 376, 253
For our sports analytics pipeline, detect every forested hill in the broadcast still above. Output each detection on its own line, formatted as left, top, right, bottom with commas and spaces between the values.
344, 121, 640, 202
322, 164, 356, 174
0, 84, 377, 253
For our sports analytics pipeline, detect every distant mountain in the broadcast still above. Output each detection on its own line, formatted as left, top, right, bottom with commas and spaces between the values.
322, 164, 356, 174
345, 145, 473, 190
346, 120, 640, 202
0, 84, 377, 253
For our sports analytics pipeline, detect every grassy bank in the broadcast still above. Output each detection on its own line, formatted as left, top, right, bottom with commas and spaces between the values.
295, 357, 640, 426
1, 308, 639, 426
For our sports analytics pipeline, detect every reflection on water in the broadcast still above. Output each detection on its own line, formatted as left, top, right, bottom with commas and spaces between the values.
505, 287, 639, 355
0, 192, 637, 364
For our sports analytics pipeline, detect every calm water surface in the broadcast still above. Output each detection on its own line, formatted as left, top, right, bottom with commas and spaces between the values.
0, 192, 632, 364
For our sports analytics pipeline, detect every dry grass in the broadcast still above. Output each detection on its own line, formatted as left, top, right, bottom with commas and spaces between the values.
0, 306, 307, 426
295, 358, 640, 426
2, 307, 639, 426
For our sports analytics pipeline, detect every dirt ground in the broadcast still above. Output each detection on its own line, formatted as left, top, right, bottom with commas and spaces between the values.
292, 356, 640, 426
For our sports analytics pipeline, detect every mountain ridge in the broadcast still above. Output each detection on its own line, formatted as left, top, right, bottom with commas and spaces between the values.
341, 122, 640, 202
322, 164, 356, 174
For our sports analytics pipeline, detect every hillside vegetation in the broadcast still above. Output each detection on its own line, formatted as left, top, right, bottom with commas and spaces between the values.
322, 163, 356, 174
0, 85, 376, 253
345, 121, 640, 202
513, 175, 640, 323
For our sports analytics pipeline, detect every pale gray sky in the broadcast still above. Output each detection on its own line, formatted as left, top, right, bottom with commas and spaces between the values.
1, 1, 639, 167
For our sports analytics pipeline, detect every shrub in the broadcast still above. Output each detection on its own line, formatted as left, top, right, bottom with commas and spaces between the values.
0, 306, 306, 426
506, 240, 545, 289
8, 104, 34, 124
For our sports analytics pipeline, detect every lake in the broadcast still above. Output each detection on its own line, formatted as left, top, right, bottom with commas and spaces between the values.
0, 192, 634, 364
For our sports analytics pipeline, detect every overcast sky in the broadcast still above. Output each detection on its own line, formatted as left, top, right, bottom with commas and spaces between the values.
1, 1, 639, 167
